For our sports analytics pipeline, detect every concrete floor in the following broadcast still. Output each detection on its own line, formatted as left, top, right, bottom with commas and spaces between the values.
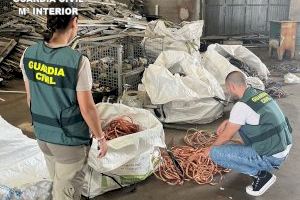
0, 48, 300, 200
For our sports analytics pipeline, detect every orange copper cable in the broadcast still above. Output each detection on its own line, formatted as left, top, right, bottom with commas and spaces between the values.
103, 116, 139, 140
155, 130, 230, 186
184, 129, 217, 148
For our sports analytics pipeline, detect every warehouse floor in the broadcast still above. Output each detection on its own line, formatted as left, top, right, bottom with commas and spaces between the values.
0, 48, 300, 200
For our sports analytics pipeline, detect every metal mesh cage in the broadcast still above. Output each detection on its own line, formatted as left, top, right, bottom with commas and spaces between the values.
121, 36, 145, 59
77, 36, 146, 96
142, 37, 164, 64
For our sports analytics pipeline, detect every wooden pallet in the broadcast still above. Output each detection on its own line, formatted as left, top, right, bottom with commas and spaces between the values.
0, 37, 17, 64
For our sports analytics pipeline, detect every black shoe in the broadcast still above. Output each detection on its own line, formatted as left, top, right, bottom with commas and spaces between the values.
246, 176, 257, 192
246, 171, 276, 196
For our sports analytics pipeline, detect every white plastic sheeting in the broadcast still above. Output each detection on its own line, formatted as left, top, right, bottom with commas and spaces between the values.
142, 51, 225, 124
142, 20, 204, 59
284, 73, 300, 84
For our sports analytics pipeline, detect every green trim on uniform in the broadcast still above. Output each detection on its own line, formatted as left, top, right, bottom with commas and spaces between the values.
23, 41, 90, 146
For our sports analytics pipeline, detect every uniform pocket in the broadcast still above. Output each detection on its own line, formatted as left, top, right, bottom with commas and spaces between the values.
60, 104, 90, 139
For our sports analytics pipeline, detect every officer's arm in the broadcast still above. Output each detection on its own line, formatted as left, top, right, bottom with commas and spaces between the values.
77, 91, 105, 139
24, 80, 30, 107
212, 122, 241, 146
216, 119, 229, 135
20, 51, 30, 107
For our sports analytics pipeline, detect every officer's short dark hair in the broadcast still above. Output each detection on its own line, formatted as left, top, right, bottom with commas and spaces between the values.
225, 71, 247, 86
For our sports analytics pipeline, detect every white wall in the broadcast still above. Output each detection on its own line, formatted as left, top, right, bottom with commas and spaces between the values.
289, 0, 300, 21
144, 0, 200, 23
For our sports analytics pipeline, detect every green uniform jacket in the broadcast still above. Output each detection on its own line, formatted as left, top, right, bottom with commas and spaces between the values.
239, 87, 292, 156
23, 41, 90, 146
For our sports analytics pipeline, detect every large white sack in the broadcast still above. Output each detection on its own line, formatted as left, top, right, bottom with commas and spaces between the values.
0, 116, 51, 200
202, 44, 242, 86
0, 116, 49, 188
0, 181, 52, 200
142, 50, 225, 105
142, 51, 201, 104
214, 44, 270, 80
142, 51, 225, 124
83, 150, 159, 198
88, 103, 165, 173
161, 69, 224, 124
142, 20, 204, 60
246, 77, 265, 91
142, 64, 200, 104
85, 103, 165, 197
163, 98, 224, 124
83, 167, 125, 198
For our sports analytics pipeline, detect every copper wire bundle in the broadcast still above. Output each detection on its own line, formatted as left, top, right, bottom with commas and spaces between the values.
154, 151, 185, 186
155, 130, 230, 185
172, 146, 229, 185
184, 129, 217, 148
103, 116, 139, 140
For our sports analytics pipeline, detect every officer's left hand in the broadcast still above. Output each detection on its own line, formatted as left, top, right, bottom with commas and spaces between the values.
97, 138, 108, 158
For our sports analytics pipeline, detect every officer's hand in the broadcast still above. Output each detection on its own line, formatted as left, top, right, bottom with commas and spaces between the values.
216, 120, 228, 135
97, 138, 108, 158
203, 147, 212, 158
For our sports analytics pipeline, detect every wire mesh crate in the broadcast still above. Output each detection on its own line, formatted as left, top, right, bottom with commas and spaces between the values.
142, 37, 164, 64
77, 36, 146, 96
121, 36, 145, 59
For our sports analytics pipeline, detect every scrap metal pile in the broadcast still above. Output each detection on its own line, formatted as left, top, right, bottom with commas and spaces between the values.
228, 57, 258, 77
264, 79, 287, 98
155, 130, 230, 185
264, 62, 300, 98
270, 61, 300, 74
215, 46, 259, 78
230, 58, 286, 98
77, 0, 147, 43
210, 44, 290, 99
128, 0, 145, 14
0, 0, 147, 80
227, 55, 287, 99
0, 37, 18, 80
230, 57, 291, 99
0, 7, 43, 79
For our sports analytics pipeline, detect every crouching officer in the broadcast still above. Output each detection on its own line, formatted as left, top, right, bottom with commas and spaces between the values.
206, 71, 292, 196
